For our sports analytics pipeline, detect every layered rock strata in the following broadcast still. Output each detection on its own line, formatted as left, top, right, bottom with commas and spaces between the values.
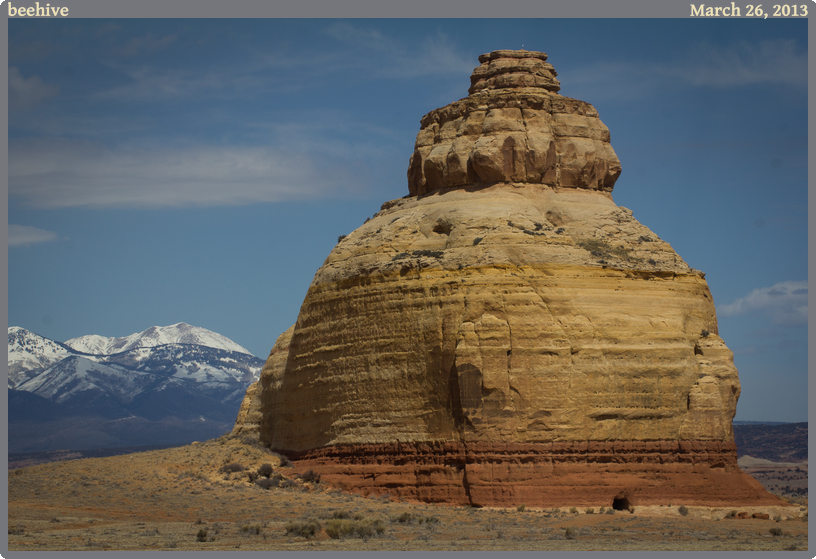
232, 326, 293, 440
408, 50, 620, 196
252, 50, 783, 508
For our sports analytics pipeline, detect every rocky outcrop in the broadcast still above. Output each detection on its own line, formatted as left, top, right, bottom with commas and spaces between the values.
408, 49, 621, 196
232, 325, 294, 440
248, 50, 784, 508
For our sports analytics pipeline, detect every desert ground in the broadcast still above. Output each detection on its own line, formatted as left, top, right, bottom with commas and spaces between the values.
7, 435, 808, 551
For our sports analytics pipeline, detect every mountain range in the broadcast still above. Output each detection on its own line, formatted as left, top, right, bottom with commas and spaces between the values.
8, 323, 265, 453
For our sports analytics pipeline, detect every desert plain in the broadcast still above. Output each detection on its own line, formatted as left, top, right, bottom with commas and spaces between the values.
7, 434, 808, 552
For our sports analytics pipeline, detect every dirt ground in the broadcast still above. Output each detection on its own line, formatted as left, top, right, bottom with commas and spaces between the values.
7, 436, 809, 551
738, 456, 808, 506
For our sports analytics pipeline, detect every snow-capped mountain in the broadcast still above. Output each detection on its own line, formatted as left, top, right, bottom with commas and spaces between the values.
8, 326, 75, 388
65, 322, 252, 356
8, 324, 265, 453
16, 355, 156, 413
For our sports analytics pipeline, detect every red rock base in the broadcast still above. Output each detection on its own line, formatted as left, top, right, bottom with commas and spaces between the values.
282, 441, 786, 508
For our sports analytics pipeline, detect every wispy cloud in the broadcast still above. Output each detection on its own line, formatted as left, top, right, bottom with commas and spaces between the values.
324, 22, 472, 79
92, 64, 232, 102
720, 280, 807, 326
8, 67, 60, 110
682, 40, 806, 88
562, 39, 806, 100
119, 32, 177, 57
9, 225, 59, 247
9, 137, 379, 209
9, 40, 54, 63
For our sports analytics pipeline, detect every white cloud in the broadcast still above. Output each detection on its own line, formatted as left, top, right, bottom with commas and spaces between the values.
9, 225, 59, 247
720, 280, 807, 326
8, 137, 377, 209
8, 66, 60, 110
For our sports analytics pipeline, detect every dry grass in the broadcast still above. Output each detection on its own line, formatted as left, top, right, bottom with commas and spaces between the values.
7, 436, 809, 551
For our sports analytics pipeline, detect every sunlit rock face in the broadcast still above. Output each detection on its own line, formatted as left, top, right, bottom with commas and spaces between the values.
408, 50, 621, 196
251, 50, 783, 509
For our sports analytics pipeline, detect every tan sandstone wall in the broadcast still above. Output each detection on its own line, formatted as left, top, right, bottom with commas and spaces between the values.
245, 50, 782, 508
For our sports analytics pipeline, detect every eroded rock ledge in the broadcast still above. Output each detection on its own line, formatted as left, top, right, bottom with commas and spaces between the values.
285, 441, 780, 508
408, 50, 621, 195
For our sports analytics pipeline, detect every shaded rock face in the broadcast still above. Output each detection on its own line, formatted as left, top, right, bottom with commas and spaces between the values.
408, 50, 621, 196
232, 325, 294, 440
253, 50, 782, 508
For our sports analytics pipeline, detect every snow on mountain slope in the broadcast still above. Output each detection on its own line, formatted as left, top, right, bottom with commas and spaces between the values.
8, 327, 76, 388
8, 323, 264, 451
9, 324, 263, 409
100, 344, 263, 387
16, 355, 155, 405
64, 322, 252, 356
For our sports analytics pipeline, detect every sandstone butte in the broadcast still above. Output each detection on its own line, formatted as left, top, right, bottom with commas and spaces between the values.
234, 50, 784, 510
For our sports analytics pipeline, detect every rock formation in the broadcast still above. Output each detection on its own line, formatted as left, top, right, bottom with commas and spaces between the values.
232, 326, 294, 440
247, 50, 784, 508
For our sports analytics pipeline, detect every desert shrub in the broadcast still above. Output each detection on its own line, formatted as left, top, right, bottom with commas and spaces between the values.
285, 518, 322, 539
255, 478, 280, 490
701, 329, 710, 338
220, 462, 245, 474
577, 238, 636, 262
393, 512, 416, 524
280, 479, 298, 489
605, 508, 615, 515
196, 529, 208, 542
564, 527, 576, 540
337, 235, 347, 243
419, 516, 440, 524
8, 525, 26, 535
272, 453, 291, 467
774, 515, 783, 522
325, 518, 385, 540
257, 463, 274, 478
598, 507, 606, 513
517, 504, 526, 512
246, 471, 259, 483
769, 527, 783, 537
678, 505, 689, 517
298, 470, 321, 483
569, 507, 578, 514
585, 508, 595, 514
241, 524, 262, 535
725, 510, 737, 518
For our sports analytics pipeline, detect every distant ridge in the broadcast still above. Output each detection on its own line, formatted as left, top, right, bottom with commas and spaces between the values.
64, 322, 252, 356
733, 420, 793, 426
733, 422, 807, 463
8, 324, 264, 453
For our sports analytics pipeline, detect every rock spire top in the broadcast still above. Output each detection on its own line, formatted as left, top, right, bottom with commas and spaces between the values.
469, 50, 561, 95
408, 49, 621, 196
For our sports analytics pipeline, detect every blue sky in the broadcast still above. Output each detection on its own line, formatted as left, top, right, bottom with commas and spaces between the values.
8, 18, 807, 422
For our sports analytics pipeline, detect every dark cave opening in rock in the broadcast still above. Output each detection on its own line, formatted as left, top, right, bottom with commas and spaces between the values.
612, 496, 630, 510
